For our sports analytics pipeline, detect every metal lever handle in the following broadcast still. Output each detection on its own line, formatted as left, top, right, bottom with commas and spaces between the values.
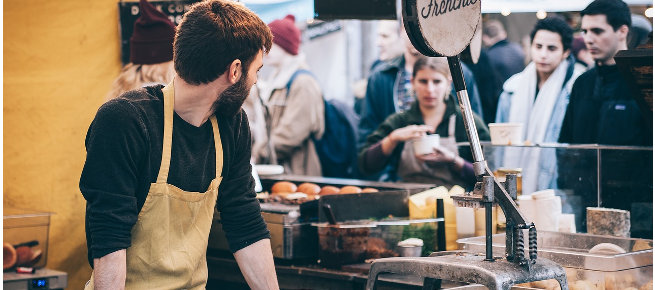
322, 204, 337, 225
447, 55, 485, 174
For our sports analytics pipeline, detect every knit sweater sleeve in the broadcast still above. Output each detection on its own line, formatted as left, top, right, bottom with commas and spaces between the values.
80, 99, 146, 261
217, 110, 270, 253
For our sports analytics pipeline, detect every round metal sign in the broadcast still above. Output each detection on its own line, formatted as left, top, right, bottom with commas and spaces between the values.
402, 0, 481, 57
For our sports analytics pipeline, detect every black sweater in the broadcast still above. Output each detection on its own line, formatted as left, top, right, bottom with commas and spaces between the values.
80, 85, 269, 267
559, 65, 650, 146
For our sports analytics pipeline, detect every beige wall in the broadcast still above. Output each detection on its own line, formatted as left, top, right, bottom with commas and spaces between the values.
4, 0, 122, 288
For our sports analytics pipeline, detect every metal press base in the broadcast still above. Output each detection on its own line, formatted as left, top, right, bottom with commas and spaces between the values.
366, 251, 568, 290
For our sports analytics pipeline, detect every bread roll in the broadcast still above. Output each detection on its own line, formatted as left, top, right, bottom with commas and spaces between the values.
339, 186, 362, 194
319, 186, 340, 195
271, 181, 297, 193
297, 183, 321, 195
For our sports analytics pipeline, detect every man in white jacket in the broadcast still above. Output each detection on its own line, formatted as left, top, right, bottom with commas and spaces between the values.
495, 17, 586, 194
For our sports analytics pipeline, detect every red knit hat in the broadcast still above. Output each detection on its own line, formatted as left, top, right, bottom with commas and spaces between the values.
130, 0, 176, 64
268, 15, 301, 55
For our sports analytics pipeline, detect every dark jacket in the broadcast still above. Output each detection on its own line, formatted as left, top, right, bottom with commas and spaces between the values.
357, 56, 484, 149
358, 95, 490, 180
487, 39, 526, 83
559, 65, 650, 146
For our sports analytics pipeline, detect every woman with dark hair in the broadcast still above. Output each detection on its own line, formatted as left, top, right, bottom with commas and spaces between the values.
358, 57, 489, 188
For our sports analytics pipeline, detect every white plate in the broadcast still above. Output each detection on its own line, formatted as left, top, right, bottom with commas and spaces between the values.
255, 164, 284, 176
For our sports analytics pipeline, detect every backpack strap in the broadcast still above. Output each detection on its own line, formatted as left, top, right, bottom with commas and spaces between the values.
285, 69, 317, 98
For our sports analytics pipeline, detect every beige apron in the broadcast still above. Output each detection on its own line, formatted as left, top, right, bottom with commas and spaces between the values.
86, 81, 223, 289
398, 115, 465, 186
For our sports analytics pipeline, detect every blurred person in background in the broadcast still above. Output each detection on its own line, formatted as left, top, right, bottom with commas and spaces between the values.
571, 36, 595, 68
243, 87, 270, 164
354, 20, 406, 116
495, 17, 585, 193
107, 0, 176, 99
496, 17, 584, 143
358, 57, 489, 188
559, 0, 649, 146
557, 0, 651, 234
256, 14, 325, 176
358, 25, 483, 156
627, 14, 653, 49
463, 48, 504, 125
371, 20, 406, 71
482, 19, 526, 83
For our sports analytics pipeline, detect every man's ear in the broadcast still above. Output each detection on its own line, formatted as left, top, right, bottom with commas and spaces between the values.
618, 24, 629, 40
227, 59, 242, 84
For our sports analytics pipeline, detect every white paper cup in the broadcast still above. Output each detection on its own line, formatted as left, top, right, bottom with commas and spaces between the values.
412, 134, 440, 155
488, 123, 523, 145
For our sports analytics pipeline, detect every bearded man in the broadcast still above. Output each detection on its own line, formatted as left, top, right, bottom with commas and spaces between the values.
80, 1, 279, 289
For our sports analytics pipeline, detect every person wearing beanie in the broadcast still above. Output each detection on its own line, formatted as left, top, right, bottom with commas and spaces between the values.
255, 14, 325, 176
106, 0, 176, 99
81, 1, 279, 289
571, 36, 594, 68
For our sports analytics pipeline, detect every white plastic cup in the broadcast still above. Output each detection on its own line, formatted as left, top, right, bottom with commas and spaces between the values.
488, 123, 523, 145
412, 134, 440, 155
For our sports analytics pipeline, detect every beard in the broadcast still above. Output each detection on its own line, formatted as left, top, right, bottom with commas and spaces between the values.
212, 72, 251, 117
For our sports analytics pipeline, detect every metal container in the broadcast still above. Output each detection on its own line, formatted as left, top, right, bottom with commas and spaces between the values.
209, 203, 317, 260
208, 175, 435, 260
4, 208, 52, 269
315, 218, 441, 268
458, 231, 653, 289
397, 245, 423, 257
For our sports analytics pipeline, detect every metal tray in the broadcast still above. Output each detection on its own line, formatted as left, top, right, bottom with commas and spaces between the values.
457, 231, 653, 271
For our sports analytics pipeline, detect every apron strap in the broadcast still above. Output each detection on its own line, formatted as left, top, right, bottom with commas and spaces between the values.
157, 81, 176, 183
448, 114, 457, 137
157, 81, 224, 182
210, 116, 223, 178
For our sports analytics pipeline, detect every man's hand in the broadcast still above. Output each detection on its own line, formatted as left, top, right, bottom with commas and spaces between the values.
93, 249, 126, 290
234, 239, 279, 290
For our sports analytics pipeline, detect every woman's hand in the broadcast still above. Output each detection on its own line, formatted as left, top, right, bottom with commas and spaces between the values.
381, 125, 433, 156
416, 146, 455, 163
389, 125, 434, 143
416, 146, 466, 171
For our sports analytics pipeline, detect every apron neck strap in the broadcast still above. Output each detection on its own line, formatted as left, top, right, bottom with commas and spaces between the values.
210, 116, 223, 178
157, 81, 176, 183
448, 114, 457, 137
157, 81, 224, 183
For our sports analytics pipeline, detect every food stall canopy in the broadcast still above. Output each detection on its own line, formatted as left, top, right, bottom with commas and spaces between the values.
482, 0, 653, 13
241, 0, 314, 23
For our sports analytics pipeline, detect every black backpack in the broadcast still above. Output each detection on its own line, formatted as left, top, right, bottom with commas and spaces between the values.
285, 70, 360, 178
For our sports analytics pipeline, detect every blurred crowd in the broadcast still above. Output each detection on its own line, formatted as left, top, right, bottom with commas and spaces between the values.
111, 0, 652, 191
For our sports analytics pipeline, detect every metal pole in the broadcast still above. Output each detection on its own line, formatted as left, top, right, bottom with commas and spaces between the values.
483, 176, 495, 261
447, 56, 485, 175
